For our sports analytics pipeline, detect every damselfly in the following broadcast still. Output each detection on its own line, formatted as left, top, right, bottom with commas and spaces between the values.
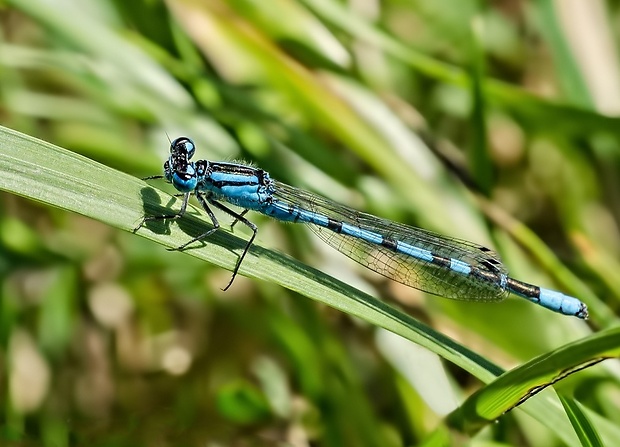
134, 137, 588, 319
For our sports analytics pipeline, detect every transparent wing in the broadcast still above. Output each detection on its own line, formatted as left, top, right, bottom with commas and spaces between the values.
272, 181, 509, 302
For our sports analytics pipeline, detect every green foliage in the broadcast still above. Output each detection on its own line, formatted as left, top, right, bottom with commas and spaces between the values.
0, 0, 619, 446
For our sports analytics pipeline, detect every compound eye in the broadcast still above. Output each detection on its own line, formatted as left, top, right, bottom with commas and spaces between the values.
170, 137, 196, 159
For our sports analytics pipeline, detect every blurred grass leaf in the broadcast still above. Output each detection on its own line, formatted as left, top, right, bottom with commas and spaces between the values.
559, 394, 605, 447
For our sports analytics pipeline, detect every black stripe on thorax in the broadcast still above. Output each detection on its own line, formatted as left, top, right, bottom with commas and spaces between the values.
209, 162, 261, 176
210, 180, 257, 188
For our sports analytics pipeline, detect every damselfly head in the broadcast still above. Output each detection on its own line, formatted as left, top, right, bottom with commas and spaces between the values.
170, 137, 196, 160
164, 138, 198, 192
170, 160, 198, 192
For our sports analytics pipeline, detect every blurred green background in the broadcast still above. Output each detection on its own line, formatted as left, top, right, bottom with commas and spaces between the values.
1, 0, 620, 445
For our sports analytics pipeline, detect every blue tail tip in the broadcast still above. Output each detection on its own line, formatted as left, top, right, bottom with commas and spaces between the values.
576, 303, 589, 320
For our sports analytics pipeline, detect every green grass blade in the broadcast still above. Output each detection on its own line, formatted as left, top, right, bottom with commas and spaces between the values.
448, 326, 620, 434
559, 395, 605, 447
532, 0, 593, 108
468, 16, 493, 195
302, 0, 619, 134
